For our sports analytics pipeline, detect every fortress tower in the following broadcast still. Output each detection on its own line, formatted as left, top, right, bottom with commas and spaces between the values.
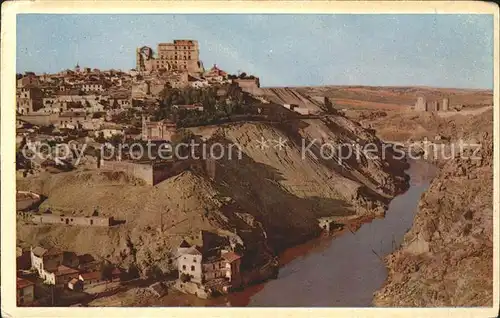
415, 96, 427, 111
136, 40, 203, 74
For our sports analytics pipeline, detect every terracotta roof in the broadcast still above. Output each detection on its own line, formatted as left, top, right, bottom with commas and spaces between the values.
207, 64, 227, 76
221, 251, 242, 263
21, 84, 41, 90
184, 246, 202, 255
111, 268, 122, 276
80, 271, 101, 281
179, 240, 191, 248
50, 265, 79, 277
17, 277, 35, 290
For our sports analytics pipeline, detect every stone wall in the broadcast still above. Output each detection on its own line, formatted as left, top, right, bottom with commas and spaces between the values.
30, 213, 112, 227
101, 160, 154, 185
174, 280, 210, 299
427, 101, 439, 112
101, 159, 204, 186
233, 78, 260, 94
152, 159, 202, 185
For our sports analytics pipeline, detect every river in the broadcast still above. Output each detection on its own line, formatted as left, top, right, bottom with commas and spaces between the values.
153, 160, 438, 307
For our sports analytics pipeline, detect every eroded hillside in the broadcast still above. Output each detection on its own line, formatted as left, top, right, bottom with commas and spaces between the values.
17, 115, 409, 276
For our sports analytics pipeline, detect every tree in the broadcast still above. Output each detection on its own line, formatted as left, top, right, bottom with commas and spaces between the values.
96, 132, 106, 143
100, 261, 114, 281
108, 134, 123, 146
324, 97, 336, 114
127, 264, 140, 280
171, 129, 196, 145
238, 72, 247, 79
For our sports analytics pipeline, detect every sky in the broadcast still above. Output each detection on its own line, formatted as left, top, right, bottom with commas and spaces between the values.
17, 14, 494, 89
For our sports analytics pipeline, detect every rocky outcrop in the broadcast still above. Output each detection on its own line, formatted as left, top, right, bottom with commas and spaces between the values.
373, 132, 493, 306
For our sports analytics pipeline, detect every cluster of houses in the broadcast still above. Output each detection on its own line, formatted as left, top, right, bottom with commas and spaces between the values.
16, 230, 244, 305
174, 230, 243, 298
16, 244, 121, 306
16, 60, 262, 146
14, 39, 327, 304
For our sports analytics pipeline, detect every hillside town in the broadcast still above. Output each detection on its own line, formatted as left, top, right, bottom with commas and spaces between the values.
15, 39, 324, 306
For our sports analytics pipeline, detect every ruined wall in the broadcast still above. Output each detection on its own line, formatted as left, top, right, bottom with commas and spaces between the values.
442, 98, 449, 111
427, 101, 439, 112
415, 97, 451, 112
415, 97, 427, 111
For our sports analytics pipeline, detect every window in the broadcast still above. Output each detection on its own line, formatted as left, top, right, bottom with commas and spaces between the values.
90, 220, 93, 225
182, 265, 186, 270
193, 258, 196, 263
191, 265, 195, 271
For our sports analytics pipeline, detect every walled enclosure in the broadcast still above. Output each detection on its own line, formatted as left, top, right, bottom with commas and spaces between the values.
100, 159, 206, 185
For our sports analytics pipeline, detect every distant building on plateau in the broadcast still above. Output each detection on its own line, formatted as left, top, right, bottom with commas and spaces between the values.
414, 96, 451, 112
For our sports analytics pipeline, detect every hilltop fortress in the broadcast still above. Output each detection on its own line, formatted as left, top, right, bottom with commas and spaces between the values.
136, 39, 204, 74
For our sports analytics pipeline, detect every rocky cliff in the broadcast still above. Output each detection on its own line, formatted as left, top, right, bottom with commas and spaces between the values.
373, 112, 493, 306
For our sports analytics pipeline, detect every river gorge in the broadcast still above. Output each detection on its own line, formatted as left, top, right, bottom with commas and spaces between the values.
153, 159, 438, 307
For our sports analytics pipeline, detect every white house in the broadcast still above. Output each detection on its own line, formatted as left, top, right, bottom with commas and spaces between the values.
30, 246, 63, 277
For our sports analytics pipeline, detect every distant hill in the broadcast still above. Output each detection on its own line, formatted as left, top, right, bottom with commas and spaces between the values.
291, 85, 493, 111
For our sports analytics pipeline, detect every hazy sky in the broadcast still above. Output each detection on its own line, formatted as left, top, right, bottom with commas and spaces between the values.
17, 14, 494, 89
